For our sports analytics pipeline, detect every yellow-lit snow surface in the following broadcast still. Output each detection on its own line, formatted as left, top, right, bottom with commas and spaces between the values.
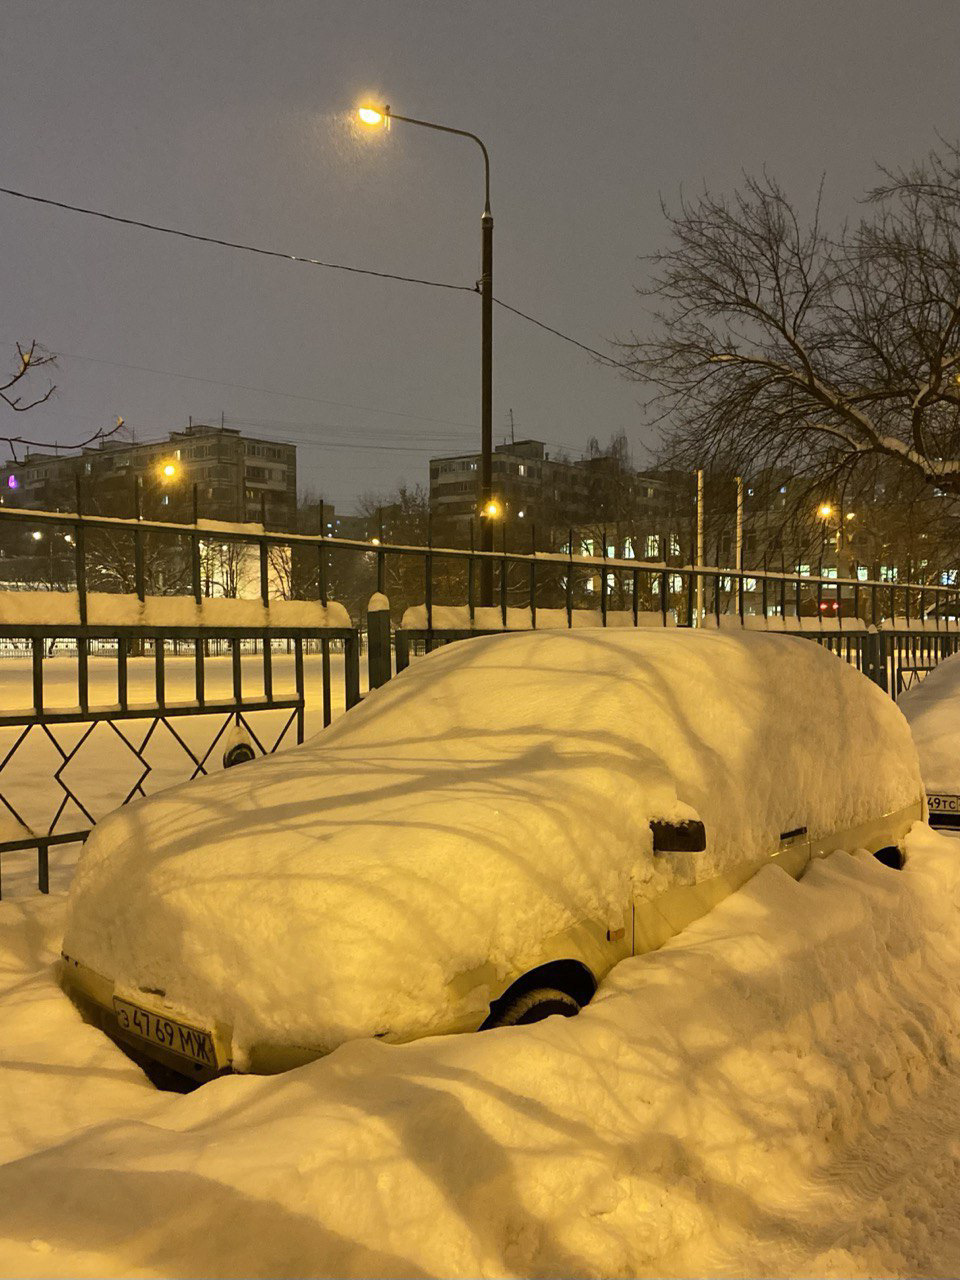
1, 824, 958, 1278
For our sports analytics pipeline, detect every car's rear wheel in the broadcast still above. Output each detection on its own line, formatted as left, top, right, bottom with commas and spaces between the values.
873, 845, 906, 870
486, 986, 581, 1027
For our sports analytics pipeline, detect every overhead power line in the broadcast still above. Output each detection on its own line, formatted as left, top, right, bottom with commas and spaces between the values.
491, 297, 635, 372
0, 184, 634, 376
0, 185, 475, 294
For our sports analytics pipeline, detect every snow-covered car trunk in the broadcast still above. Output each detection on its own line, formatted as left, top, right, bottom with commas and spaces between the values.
61, 630, 922, 1077
899, 651, 960, 827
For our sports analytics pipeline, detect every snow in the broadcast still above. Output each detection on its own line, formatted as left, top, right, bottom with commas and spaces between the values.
0, 590, 80, 626
400, 604, 676, 629
899, 650, 960, 793
704, 614, 869, 632
62, 630, 920, 1062
1, 824, 959, 1276
366, 592, 390, 613
0, 590, 351, 629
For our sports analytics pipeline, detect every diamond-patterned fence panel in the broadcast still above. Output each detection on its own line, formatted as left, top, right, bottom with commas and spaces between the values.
0, 627, 361, 897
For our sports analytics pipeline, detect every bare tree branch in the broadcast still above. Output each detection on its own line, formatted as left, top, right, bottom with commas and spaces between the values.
0, 340, 123, 460
619, 149, 960, 497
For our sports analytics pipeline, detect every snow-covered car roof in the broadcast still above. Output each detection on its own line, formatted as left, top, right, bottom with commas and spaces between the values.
63, 630, 920, 1060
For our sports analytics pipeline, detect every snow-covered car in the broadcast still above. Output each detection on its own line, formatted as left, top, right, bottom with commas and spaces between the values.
60, 629, 924, 1085
898, 651, 960, 829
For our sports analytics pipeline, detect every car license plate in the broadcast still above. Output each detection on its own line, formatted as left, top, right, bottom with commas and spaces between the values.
113, 996, 217, 1068
928, 793, 960, 829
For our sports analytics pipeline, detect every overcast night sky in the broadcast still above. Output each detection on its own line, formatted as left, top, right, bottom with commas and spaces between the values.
2, 1, 960, 511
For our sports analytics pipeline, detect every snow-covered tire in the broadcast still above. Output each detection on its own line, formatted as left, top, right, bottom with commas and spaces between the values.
487, 986, 581, 1028
873, 845, 906, 870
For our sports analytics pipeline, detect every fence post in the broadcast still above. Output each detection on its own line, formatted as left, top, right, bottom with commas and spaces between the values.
344, 631, 361, 709
863, 629, 889, 694
395, 628, 410, 672
566, 528, 574, 629
367, 594, 392, 689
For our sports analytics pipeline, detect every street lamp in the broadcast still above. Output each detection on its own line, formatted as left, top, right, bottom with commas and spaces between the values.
358, 101, 495, 603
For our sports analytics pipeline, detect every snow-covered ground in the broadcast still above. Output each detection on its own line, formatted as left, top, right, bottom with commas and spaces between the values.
1, 823, 958, 1278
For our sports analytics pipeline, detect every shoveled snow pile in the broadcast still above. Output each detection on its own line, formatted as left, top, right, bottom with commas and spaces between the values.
1, 824, 958, 1277
63, 631, 920, 1058
900, 651, 960, 792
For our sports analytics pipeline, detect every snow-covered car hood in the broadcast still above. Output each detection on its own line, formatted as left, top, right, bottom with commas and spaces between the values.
63, 630, 921, 1057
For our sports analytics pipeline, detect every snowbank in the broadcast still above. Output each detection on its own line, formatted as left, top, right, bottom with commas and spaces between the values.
3, 826, 960, 1276
0, 590, 351, 630
62, 630, 920, 1060
899, 650, 960, 793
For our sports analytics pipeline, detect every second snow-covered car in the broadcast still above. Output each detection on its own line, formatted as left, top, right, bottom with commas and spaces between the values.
61, 629, 924, 1084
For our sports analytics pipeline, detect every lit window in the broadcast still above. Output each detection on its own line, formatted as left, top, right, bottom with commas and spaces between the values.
645, 534, 659, 558
857, 566, 869, 581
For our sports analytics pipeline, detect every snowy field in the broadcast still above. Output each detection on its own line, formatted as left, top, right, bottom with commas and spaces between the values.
0, 652, 366, 896
0, 823, 958, 1277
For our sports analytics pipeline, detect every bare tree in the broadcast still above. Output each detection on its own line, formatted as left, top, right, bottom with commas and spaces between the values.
622, 142, 960, 501
1, 341, 56, 420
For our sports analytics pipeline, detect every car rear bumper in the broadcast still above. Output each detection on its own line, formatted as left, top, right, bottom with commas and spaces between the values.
59, 952, 232, 1085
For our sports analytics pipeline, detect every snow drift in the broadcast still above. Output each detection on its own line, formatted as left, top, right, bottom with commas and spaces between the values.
2, 825, 959, 1277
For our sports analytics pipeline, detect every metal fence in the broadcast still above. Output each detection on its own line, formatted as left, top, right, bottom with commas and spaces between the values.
0, 498, 956, 895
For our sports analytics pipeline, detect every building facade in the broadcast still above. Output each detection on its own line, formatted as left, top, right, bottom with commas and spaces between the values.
0, 422, 297, 531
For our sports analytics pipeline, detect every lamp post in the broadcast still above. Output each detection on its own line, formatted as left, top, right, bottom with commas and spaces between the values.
358, 104, 495, 604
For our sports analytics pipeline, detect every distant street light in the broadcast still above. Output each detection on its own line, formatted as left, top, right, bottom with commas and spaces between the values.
160, 461, 179, 482
818, 502, 833, 519
358, 101, 495, 603
481, 499, 501, 520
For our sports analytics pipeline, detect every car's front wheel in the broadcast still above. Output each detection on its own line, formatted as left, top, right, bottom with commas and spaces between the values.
487, 986, 581, 1027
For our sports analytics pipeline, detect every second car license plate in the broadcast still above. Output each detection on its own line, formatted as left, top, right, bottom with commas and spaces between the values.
113, 996, 217, 1068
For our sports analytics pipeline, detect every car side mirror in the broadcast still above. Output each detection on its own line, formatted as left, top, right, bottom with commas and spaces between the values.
651, 819, 706, 853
